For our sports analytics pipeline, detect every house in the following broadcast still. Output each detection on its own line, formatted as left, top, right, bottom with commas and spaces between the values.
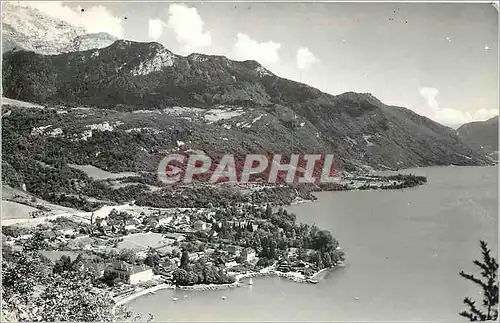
225, 261, 238, 268
178, 224, 194, 233
59, 228, 76, 236
3, 237, 15, 247
124, 218, 140, 232
178, 214, 190, 224
169, 258, 180, 267
40, 230, 58, 240
135, 251, 148, 260
18, 234, 33, 242
205, 211, 215, 221
205, 248, 216, 256
189, 253, 200, 261
158, 215, 173, 227
164, 232, 186, 242
242, 248, 257, 262
287, 248, 299, 259
104, 261, 154, 285
95, 217, 108, 228
124, 223, 137, 231
193, 220, 209, 231
142, 215, 158, 227
277, 264, 292, 272
224, 245, 243, 257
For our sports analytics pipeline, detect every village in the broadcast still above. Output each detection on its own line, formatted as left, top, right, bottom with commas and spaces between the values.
2, 198, 345, 310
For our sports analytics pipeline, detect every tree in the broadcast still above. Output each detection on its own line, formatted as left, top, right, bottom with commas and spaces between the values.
3, 253, 114, 321
172, 268, 189, 285
144, 250, 161, 268
311, 230, 337, 252
322, 252, 333, 268
101, 271, 120, 287
115, 305, 154, 322
2, 252, 50, 303
180, 250, 190, 269
31, 271, 115, 321
459, 240, 499, 321
118, 248, 137, 264
24, 231, 48, 251
53, 254, 83, 274
265, 204, 272, 219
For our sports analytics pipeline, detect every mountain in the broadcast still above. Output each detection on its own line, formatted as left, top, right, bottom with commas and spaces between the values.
457, 116, 498, 161
1, 40, 493, 172
1, 2, 116, 55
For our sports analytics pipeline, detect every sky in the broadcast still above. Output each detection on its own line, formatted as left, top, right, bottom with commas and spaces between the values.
11, 1, 499, 127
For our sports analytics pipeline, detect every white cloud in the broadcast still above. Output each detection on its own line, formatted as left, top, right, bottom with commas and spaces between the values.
21, 1, 123, 38
470, 108, 498, 121
232, 33, 281, 65
433, 108, 471, 126
418, 87, 498, 126
167, 3, 211, 54
148, 18, 166, 41
433, 108, 498, 126
80, 5, 123, 38
419, 87, 440, 110
296, 47, 319, 70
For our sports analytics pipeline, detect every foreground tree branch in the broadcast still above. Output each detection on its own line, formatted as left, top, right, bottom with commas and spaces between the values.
459, 240, 499, 321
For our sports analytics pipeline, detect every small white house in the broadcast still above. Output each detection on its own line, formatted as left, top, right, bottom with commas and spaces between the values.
124, 223, 136, 231
158, 215, 174, 227
193, 220, 209, 231
105, 261, 154, 285
59, 228, 76, 236
164, 233, 186, 242
96, 218, 107, 228
243, 248, 257, 262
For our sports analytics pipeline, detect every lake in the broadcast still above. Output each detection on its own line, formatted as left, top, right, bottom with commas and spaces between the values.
128, 166, 498, 321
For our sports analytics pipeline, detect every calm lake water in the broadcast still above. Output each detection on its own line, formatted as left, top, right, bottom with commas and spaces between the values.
129, 166, 498, 321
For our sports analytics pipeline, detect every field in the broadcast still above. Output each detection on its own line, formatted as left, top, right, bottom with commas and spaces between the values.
117, 232, 168, 251
68, 164, 138, 180
1, 201, 38, 219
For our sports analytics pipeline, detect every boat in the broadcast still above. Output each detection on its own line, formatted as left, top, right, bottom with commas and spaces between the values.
354, 297, 360, 300
221, 296, 226, 300
249, 278, 253, 285
172, 297, 178, 301
184, 295, 188, 298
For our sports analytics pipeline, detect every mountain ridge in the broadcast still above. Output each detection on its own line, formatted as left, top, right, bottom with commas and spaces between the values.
457, 116, 498, 161
2, 39, 493, 172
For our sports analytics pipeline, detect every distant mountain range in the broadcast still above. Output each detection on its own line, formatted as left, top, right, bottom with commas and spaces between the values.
2, 2, 116, 55
1, 2, 494, 173
458, 116, 498, 162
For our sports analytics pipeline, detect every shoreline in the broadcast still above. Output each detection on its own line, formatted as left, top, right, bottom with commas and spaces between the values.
112, 283, 174, 314
113, 265, 334, 311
